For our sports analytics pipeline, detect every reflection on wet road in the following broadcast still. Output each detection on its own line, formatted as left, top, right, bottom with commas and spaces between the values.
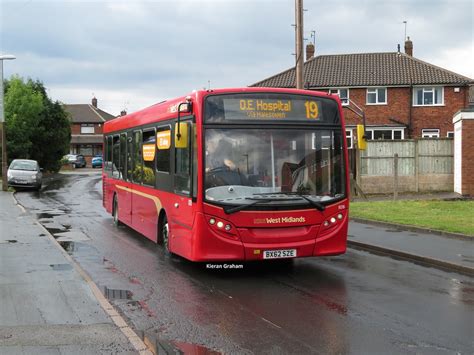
15, 173, 474, 354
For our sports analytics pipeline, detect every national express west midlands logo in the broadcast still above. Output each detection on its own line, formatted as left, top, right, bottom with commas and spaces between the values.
253, 216, 306, 224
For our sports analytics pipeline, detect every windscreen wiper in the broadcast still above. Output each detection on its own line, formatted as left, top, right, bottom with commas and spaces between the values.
223, 196, 301, 215
253, 192, 326, 212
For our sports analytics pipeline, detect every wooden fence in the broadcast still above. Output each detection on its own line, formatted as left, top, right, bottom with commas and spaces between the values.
354, 138, 454, 194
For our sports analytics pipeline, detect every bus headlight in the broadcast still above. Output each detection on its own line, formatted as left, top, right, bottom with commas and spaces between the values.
206, 215, 237, 237
321, 210, 347, 232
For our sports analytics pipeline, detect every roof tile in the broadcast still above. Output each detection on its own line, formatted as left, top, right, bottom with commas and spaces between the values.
64, 104, 116, 123
251, 52, 473, 88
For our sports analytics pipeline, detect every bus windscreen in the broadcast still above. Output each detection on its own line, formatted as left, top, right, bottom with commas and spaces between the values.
204, 93, 340, 123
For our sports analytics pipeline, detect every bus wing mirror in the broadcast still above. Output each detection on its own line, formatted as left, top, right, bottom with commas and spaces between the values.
175, 122, 189, 149
176, 97, 193, 141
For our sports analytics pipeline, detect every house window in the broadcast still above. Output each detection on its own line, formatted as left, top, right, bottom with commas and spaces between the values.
81, 124, 94, 134
346, 129, 353, 149
413, 87, 444, 106
421, 129, 440, 138
366, 128, 404, 140
447, 131, 454, 138
79, 144, 93, 156
367, 88, 387, 104
329, 88, 349, 105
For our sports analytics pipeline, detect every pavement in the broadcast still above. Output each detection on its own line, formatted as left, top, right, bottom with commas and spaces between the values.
0, 191, 151, 354
0, 186, 472, 354
352, 191, 467, 202
349, 191, 473, 276
348, 221, 473, 276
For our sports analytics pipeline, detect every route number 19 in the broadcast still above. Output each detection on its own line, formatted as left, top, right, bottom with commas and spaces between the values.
304, 101, 319, 119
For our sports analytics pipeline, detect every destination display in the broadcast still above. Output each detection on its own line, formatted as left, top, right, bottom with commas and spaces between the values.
204, 93, 340, 123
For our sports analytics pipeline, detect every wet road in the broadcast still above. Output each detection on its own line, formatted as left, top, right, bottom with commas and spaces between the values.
14, 173, 474, 354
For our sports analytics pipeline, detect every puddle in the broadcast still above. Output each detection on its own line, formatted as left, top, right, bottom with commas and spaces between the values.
54, 230, 90, 242
385, 229, 402, 233
173, 341, 221, 355
59, 241, 76, 253
102, 286, 133, 300
48, 227, 68, 235
6, 240, 17, 243
38, 220, 70, 238
49, 263, 73, 271
142, 334, 221, 355
37, 212, 63, 220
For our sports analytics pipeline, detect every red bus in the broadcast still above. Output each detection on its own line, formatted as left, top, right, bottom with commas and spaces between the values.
103, 88, 349, 261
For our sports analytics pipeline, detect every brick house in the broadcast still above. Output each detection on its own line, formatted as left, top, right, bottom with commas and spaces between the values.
63, 97, 116, 166
251, 39, 474, 148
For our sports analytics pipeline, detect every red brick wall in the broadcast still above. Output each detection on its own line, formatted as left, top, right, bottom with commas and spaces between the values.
71, 124, 81, 134
339, 86, 468, 138
412, 86, 467, 138
461, 120, 474, 196
71, 123, 104, 134
343, 87, 410, 127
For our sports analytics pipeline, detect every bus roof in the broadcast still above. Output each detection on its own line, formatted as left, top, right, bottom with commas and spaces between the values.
103, 87, 337, 133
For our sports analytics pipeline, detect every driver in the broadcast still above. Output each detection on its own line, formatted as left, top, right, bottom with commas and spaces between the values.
206, 138, 236, 172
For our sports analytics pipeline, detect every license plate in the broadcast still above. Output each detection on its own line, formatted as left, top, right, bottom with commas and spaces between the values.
263, 249, 297, 259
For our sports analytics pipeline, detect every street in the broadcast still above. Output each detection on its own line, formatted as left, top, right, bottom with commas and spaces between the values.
14, 172, 473, 354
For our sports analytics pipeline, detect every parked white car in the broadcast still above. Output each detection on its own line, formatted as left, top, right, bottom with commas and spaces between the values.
7, 159, 43, 190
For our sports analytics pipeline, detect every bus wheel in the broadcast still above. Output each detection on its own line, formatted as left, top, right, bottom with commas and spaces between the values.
113, 196, 121, 227
159, 214, 171, 254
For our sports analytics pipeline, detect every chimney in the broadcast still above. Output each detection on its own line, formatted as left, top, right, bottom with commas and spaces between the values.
120, 110, 127, 116
404, 36, 413, 56
91, 97, 98, 108
306, 43, 315, 61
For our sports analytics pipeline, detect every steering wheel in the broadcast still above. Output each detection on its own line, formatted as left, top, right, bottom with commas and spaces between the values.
208, 166, 231, 173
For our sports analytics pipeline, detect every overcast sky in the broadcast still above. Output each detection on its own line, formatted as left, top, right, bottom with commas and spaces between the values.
1, 0, 473, 115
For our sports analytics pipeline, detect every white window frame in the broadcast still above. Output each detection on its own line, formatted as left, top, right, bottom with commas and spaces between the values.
447, 131, 454, 138
413, 87, 444, 106
80, 124, 95, 134
366, 87, 387, 105
329, 88, 349, 106
366, 128, 405, 140
311, 133, 332, 150
345, 129, 353, 149
421, 129, 440, 138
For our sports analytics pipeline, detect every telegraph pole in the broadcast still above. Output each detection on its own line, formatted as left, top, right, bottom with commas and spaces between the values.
0, 55, 16, 191
295, 0, 304, 89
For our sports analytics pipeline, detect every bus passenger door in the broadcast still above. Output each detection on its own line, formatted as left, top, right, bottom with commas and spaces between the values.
169, 121, 195, 256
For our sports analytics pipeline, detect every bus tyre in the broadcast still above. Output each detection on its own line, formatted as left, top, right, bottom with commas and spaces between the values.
160, 214, 171, 255
113, 196, 122, 227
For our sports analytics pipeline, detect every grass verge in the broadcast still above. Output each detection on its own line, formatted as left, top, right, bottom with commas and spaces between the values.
350, 200, 474, 236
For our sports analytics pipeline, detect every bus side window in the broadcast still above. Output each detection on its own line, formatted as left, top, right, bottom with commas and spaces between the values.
142, 129, 156, 187
112, 135, 120, 179
120, 133, 127, 180
156, 126, 171, 173
174, 122, 191, 195
132, 130, 143, 184
126, 133, 133, 181
106, 136, 113, 176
